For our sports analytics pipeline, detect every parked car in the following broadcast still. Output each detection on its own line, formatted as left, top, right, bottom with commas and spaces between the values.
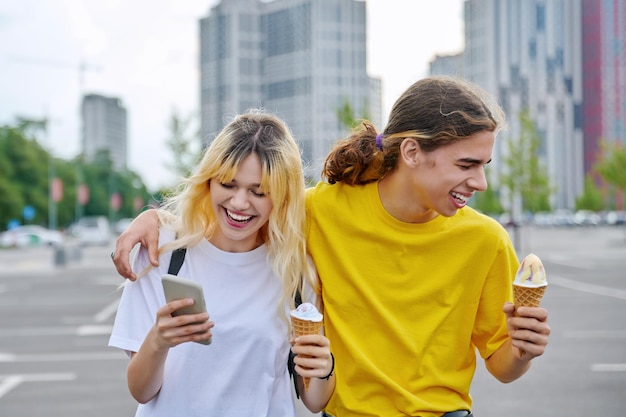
533, 211, 554, 226
552, 209, 575, 226
75, 216, 111, 246
605, 210, 626, 226
573, 210, 602, 226
114, 217, 134, 235
0, 225, 64, 248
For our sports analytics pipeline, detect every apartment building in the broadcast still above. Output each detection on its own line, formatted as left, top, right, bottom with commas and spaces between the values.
199, 0, 381, 178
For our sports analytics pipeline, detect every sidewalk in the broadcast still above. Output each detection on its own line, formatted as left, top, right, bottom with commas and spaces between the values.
0, 246, 55, 276
508, 224, 626, 259
0, 243, 113, 277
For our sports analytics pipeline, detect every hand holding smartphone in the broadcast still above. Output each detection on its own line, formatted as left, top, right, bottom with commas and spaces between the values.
161, 274, 211, 345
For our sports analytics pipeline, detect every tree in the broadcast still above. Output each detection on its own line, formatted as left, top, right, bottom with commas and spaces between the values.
595, 140, 626, 206
80, 149, 152, 221
0, 124, 48, 227
499, 110, 552, 216
50, 156, 79, 228
15, 116, 48, 142
165, 110, 200, 181
336, 98, 372, 130
0, 119, 153, 231
0, 128, 24, 226
575, 175, 604, 211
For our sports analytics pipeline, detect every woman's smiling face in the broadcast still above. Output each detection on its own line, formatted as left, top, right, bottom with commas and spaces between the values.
209, 153, 273, 252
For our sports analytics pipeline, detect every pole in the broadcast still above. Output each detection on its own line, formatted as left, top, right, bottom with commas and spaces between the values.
76, 60, 85, 223
75, 166, 83, 221
45, 117, 58, 230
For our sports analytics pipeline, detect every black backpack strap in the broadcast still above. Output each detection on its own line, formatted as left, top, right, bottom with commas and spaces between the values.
289, 286, 304, 398
295, 288, 302, 307
288, 350, 300, 398
167, 248, 187, 276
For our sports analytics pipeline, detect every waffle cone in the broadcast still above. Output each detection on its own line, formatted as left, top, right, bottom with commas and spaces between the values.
291, 316, 323, 391
291, 317, 323, 337
513, 285, 547, 308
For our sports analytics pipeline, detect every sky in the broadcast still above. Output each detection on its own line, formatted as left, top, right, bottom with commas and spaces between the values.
0, 0, 464, 191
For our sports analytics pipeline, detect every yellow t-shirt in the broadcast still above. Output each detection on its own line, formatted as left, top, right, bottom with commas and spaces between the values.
306, 181, 518, 417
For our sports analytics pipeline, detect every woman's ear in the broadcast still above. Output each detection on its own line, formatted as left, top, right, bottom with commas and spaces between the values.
399, 138, 420, 168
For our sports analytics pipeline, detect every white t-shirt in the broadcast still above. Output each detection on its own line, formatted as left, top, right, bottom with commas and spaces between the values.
109, 230, 297, 417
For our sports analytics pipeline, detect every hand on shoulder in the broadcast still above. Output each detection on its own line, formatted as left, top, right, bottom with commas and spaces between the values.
113, 209, 161, 280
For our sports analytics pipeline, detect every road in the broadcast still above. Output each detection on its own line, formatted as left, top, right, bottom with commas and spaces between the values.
0, 225, 625, 416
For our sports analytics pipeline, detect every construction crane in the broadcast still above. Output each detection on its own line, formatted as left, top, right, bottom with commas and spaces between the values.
9, 54, 101, 93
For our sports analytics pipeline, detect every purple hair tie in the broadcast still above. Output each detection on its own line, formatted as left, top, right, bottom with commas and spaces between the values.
375, 133, 384, 151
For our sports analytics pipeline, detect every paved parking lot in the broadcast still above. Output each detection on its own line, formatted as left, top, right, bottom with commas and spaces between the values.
0, 225, 625, 416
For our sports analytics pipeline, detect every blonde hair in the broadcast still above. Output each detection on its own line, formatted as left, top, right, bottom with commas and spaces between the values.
156, 109, 312, 321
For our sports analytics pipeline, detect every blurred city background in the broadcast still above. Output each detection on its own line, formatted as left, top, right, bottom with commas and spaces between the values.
1, 0, 624, 237
1, 0, 625, 415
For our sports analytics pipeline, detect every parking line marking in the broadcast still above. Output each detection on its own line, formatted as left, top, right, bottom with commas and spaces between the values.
0, 375, 22, 398
549, 275, 626, 300
0, 353, 17, 361
0, 325, 112, 337
93, 299, 119, 323
591, 364, 626, 372
0, 351, 123, 362
563, 330, 626, 338
0, 373, 75, 398
77, 324, 113, 335
0, 327, 77, 337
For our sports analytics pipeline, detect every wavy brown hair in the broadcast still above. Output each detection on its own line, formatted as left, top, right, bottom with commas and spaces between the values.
323, 76, 506, 185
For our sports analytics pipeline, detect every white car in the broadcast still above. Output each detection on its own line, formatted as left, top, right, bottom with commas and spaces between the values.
114, 217, 134, 235
75, 216, 111, 246
0, 225, 64, 248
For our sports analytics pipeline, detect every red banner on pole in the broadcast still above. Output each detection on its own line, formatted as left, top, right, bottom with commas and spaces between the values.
133, 196, 144, 211
51, 178, 63, 202
111, 192, 122, 212
78, 184, 90, 205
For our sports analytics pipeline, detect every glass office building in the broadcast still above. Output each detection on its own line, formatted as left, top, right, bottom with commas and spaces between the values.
199, 0, 380, 179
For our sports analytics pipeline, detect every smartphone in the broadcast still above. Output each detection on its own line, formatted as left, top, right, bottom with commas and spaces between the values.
161, 274, 211, 345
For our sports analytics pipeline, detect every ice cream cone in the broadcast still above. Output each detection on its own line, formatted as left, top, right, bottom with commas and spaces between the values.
290, 302, 324, 391
513, 284, 547, 308
513, 253, 548, 310
292, 315, 324, 337
291, 316, 323, 391
512, 254, 548, 357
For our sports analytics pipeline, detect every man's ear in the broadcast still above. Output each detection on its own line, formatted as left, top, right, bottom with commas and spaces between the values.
399, 138, 420, 167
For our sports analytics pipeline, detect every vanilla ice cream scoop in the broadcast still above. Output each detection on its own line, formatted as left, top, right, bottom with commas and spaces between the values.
290, 302, 323, 322
514, 253, 548, 288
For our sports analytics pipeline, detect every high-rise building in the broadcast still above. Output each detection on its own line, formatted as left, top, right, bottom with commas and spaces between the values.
463, 0, 583, 211
582, 0, 626, 177
429, 53, 464, 77
81, 94, 128, 171
199, 0, 380, 178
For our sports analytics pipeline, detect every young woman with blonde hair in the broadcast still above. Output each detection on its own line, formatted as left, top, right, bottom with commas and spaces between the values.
109, 110, 334, 416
